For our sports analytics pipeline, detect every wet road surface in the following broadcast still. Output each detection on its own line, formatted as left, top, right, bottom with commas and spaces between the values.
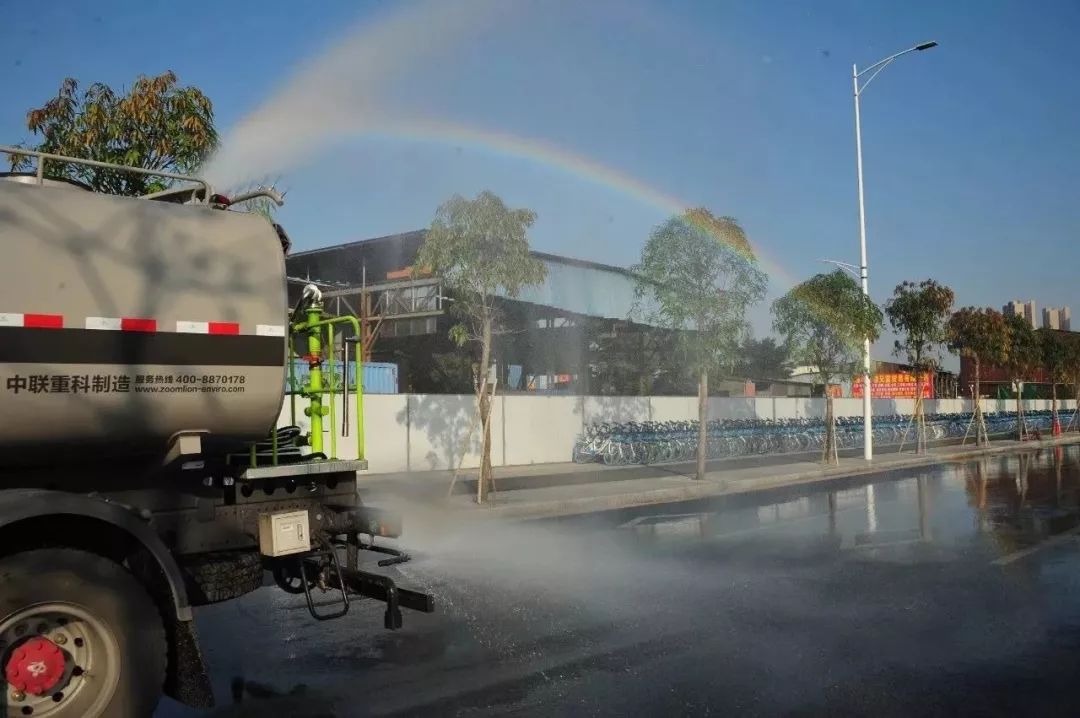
159, 446, 1080, 717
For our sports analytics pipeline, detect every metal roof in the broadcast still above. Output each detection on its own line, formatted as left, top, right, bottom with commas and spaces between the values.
287, 230, 654, 323
511, 255, 646, 322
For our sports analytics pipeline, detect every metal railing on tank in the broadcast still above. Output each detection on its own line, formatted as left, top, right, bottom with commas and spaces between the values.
0, 144, 213, 200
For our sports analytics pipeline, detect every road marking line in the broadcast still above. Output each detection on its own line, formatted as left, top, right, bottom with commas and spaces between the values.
992, 524, 1080, 566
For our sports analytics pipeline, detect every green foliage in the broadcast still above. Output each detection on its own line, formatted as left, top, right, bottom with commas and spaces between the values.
884, 279, 955, 373
429, 352, 475, 394
946, 307, 1009, 372
633, 209, 767, 373
732, 336, 791, 380
1066, 333, 1080, 383
1063, 334, 1080, 404
416, 190, 546, 499
417, 191, 547, 348
1003, 314, 1040, 382
10, 72, 217, 196
448, 323, 470, 347
588, 326, 696, 395
947, 306, 1008, 443
772, 269, 884, 388
1038, 329, 1071, 385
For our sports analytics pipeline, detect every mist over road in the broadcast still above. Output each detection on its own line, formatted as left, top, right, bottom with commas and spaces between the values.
160, 446, 1080, 717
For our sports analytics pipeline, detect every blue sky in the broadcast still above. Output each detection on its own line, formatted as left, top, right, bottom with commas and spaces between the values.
6, 0, 1080, 364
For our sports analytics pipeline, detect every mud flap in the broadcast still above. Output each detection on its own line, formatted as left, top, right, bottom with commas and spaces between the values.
164, 617, 215, 709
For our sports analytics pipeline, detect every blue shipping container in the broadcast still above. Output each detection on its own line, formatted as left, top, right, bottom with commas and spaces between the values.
286, 361, 398, 394
362, 362, 400, 394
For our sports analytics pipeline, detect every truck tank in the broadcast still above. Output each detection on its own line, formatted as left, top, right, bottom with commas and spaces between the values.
0, 179, 287, 454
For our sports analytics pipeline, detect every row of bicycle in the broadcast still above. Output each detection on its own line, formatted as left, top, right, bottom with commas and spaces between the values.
571, 410, 1074, 466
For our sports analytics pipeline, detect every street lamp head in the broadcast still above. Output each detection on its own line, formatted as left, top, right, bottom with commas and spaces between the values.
915, 41, 938, 51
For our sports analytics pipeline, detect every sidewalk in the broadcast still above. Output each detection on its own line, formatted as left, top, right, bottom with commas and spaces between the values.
359, 433, 1080, 521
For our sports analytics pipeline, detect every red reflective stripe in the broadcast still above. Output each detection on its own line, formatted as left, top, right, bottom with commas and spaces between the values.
207, 322, 240, 335
120, 318, 157, 332
23, 314, 63, 329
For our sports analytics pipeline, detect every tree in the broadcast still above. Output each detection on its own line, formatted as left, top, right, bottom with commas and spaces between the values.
884, 280, 955, 454
732, 336, 791, 381
773, 270, 884, 464
1065, 333, 1080, 432
946, 307, 1010, 446
634, 209, 767, 480
9, 72, 217, 196
1039, 329, 1071, 435
416, 191, 546, 502
429, 352, 476, 394
1002, 314, 1040, 440
587, 325, 695, 396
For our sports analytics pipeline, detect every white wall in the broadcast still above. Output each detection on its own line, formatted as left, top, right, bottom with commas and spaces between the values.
362, 395, 409, 472
278, 394, 1078, 474
582, 396, 650, 424
832, 398, 863, 418
708, 397, 757, 419
504, 396, 581, 465
405, 394, 505, 472
754, 398, 774, 421
650, 396, 696, 421
773, 398, 799, 420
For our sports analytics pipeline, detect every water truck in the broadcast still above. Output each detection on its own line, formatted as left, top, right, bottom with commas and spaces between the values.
0, 146, 434, 717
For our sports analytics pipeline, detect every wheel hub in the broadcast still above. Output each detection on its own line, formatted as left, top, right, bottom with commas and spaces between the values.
5, 636, 67, 696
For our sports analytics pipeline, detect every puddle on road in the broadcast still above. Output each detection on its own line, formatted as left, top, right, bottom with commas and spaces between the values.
613, 445, 1080, 566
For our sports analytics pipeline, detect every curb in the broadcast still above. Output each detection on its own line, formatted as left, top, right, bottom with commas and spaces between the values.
465, 434, 1080, 521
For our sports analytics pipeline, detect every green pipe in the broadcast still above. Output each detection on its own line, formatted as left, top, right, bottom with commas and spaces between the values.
304, 304, 324, 456
303, 315, 365, 461
355, 333, 365, 461
271, 420, 279, 466
327, 323, 337, 460
291, 313, 366, 462
288, 341, 297, 427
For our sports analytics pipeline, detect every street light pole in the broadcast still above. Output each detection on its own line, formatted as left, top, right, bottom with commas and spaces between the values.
852, 63, 873, 461
851, 40, 937, 462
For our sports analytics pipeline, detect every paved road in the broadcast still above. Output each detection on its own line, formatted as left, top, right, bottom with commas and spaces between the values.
159, 445, 1080, 717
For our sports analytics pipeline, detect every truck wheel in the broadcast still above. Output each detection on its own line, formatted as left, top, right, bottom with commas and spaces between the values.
181, 550, 265, 605
0, 548, 165, 718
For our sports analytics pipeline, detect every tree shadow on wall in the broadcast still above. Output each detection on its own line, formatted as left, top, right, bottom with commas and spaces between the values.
581, 395, 648, 426
396, 393, 482, 473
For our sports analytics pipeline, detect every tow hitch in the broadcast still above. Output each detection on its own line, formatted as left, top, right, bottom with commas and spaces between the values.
271, 532, 434, 628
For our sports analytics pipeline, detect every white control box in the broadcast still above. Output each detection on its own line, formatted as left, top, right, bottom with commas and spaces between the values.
258, 510, 311, 557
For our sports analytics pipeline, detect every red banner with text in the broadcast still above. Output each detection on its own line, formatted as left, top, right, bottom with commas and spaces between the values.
852, 372, 933, 399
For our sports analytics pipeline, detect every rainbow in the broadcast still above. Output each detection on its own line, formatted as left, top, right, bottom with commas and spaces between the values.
356, 118, 795, 288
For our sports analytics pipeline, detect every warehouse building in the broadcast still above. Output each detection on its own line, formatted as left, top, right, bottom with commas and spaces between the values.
285, 230, 693, 395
